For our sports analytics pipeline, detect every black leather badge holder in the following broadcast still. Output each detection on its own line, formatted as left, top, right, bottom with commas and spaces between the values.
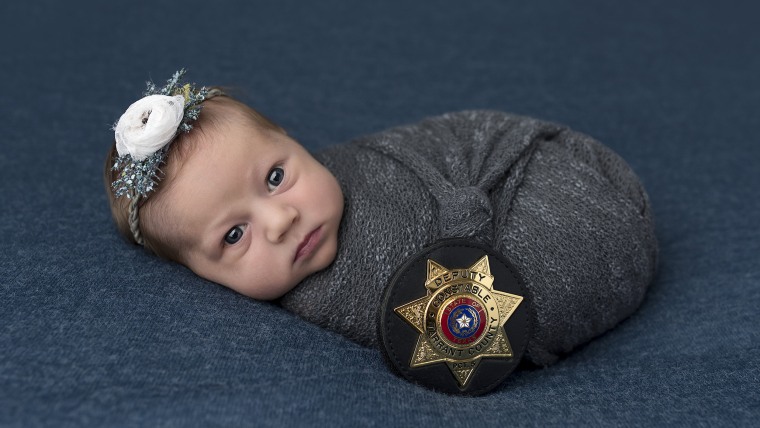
379, 239, 531, 395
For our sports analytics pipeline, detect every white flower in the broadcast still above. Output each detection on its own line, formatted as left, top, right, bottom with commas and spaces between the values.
114, 94, 186, 160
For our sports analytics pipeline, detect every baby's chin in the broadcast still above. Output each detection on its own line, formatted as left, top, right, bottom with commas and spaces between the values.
208, 272, 299, 301
265, 240, 339, 300
241, 270, 315, 301
236, 283, 291, 301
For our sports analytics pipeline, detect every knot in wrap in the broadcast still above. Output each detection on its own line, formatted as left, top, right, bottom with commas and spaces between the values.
437, 186, 494, 241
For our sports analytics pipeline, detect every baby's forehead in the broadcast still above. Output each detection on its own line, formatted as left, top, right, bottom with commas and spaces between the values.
164, 116, 267, 174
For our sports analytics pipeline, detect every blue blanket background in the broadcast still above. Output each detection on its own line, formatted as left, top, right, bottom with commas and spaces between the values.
1, 0, 758, 426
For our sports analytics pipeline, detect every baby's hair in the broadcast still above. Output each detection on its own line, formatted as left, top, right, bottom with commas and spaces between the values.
104, 90, 285, 262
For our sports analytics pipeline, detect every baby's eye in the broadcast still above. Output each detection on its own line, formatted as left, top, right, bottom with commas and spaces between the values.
224, 225, 246, 245
267, 166, 285, 192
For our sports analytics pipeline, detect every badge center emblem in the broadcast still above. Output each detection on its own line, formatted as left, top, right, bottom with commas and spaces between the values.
439, 295, 488, 346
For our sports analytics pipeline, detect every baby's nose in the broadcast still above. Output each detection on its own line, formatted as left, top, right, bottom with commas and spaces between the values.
264, 203, 299, 243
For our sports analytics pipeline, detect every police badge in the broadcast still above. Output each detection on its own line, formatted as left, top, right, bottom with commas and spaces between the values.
379, 239, 531, 395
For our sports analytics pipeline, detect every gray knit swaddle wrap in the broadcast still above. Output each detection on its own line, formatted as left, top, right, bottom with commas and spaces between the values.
280, 111, 658, 366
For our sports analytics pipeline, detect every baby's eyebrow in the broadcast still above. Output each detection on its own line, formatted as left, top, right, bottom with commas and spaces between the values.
199, 211, 238, 257
172, 191, 229, 261
195, 187, 257, 260
193, 226, 225, 262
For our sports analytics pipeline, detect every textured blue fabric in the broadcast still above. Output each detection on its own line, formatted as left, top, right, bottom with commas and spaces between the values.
1, 0, 758, 426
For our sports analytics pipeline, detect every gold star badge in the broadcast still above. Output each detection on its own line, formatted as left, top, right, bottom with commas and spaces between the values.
394, 255, 523, 388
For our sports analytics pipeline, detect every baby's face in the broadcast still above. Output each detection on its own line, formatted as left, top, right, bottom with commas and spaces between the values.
163, 121, 344, 299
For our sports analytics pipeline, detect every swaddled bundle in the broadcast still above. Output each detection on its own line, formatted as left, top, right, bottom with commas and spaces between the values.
280, 110, 657, 366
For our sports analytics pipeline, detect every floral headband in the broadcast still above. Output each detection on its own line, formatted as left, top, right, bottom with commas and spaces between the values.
110, 69, 223, 245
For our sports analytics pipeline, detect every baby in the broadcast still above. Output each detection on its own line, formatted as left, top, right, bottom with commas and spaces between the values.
105, 71, 657, 367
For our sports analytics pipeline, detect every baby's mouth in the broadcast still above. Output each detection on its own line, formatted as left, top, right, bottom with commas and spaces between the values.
294, 226, 322, 262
